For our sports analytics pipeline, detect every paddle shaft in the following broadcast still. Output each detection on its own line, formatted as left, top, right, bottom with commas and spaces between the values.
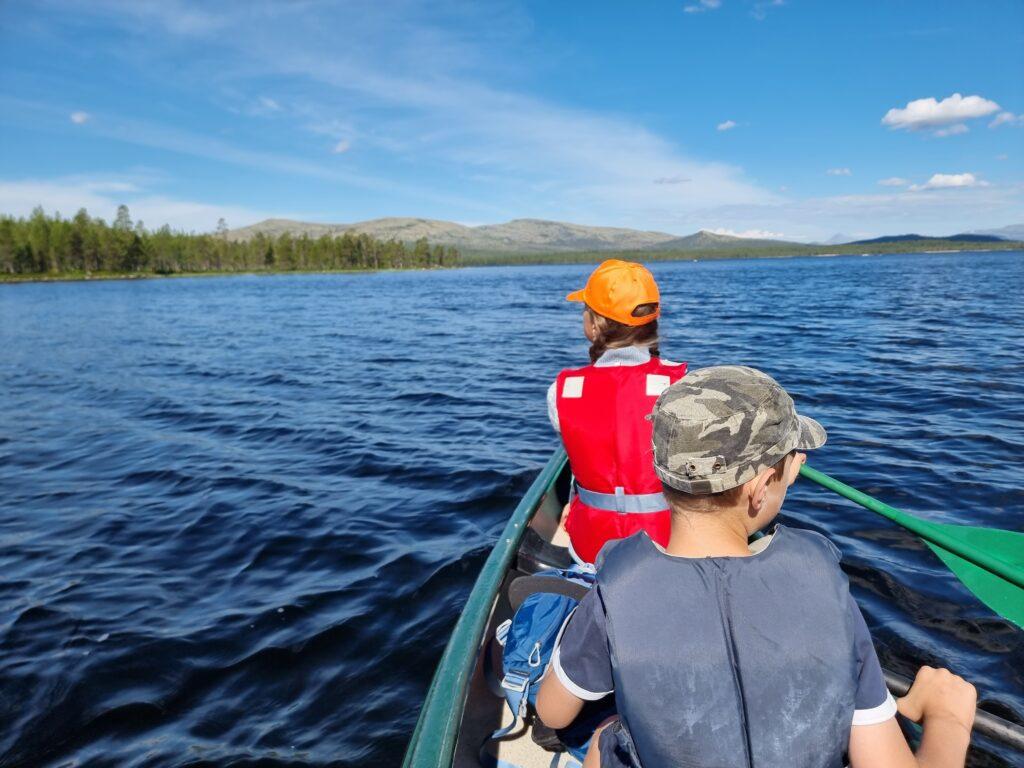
883, 670, 1024, 751
799, 465, 1024, 590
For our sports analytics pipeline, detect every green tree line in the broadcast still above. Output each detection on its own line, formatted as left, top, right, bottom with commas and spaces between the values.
457, 240, 1024, 266
0, 206, 460, 277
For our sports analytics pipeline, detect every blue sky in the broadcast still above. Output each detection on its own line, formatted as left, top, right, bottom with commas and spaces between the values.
1, 0, 1022, 240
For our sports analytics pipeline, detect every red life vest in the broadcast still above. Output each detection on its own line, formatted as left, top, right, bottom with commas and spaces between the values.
556, 354, 687, 563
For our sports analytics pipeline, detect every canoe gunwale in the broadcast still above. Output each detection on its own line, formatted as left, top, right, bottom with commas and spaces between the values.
402, 449, 568, 768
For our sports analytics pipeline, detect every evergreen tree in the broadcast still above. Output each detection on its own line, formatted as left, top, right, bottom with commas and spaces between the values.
413, 237, 430, 267
114, 205, 132, 231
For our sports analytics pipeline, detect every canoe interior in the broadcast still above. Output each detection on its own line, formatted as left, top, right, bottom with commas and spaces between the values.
454, 460, 579, 768
411, 452, 1024, 767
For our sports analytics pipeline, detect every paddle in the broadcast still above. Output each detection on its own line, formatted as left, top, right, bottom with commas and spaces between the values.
799, 465, 1024, 629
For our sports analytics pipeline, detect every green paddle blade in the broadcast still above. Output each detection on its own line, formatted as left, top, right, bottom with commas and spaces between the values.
799, 465, 1024, 628
924, 522, 1024, 629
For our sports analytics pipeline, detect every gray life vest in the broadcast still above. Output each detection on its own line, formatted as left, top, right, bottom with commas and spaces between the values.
597, 525, 858, 768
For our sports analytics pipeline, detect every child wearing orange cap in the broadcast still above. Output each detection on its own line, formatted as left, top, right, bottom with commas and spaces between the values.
548, 259, 687, 563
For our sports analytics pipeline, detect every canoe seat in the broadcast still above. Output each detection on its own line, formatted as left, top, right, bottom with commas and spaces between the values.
517, 527, 573, 574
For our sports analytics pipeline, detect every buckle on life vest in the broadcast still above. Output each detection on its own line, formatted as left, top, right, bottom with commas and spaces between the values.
574, 483, 668, 514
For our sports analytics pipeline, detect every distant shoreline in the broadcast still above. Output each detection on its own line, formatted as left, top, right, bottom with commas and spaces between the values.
457, 241, 1024, 267
0, 266, 433, 285
3, 242, 1022, 285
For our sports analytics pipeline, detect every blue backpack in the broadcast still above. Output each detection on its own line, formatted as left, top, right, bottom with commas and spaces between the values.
491, 567, 596, 745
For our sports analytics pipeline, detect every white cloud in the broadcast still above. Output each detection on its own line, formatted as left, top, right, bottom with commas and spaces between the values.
84, 180, 140, 193
709, 227, 789, 240
877, 177, 908, 187
908, 172, 988, 191
717, 120, 737, 131
684, 0, 721, 13
654, 175, 691, 185
70, 111, 90, 124
996, 154, 1009, 161
933, 123, 969, 137
990, 111, 1022, 128
332, 138, 351, 154
0, 176, 282, 232
827, 167, 852, 176
882, 93, 1000, 133
258, 96, 280, 112
752, 0, 785, 20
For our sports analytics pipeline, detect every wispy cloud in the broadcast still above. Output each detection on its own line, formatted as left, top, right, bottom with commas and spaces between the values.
0, 175, 283, 231
257, 96, 280, 112
83, 0, 228, 36
654, 175, 691, 185
990, 111, 1022, 128
751, 0, 785, 21
933, 123, 969, 137
717, 119, 737, 131
70, 111, 90, 124
0, 97, 497, 215
877, 177, 908, 187
332, 139, 352, 154
882, 93, 1000, 134
827, 167, 852, 176
30, 0, 777, 231
684, 0, 722, 14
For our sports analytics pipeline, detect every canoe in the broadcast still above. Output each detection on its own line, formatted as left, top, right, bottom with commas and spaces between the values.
403, 449, 575, 767
402, 448, 1024, 767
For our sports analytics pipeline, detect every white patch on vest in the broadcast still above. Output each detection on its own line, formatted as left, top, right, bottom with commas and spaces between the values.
646, 374, 671, 397
562, 376, 585, 398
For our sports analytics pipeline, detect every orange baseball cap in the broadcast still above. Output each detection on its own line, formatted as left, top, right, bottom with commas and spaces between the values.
566, 259, 660, 326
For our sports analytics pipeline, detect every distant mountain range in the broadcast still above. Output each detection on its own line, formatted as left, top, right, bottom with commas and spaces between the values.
845, 233, 1006, 245
821, 225, 1024, 246
821, 233, 858, 246
228, 217, 800, 253
229, 217, 1024, 254
970, 224, 1024, 241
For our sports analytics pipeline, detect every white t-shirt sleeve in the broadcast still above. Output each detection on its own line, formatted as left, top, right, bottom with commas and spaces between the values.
547, 380, 560, 433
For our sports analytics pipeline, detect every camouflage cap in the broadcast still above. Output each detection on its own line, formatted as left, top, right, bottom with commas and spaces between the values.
650, 365, 826, 494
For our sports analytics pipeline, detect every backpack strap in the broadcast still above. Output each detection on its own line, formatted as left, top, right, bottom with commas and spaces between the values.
490, 635, 545, 739
488, 671, 530, 739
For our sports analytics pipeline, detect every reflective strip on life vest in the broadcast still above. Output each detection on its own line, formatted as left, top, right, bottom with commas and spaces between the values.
574, 483, 668, 514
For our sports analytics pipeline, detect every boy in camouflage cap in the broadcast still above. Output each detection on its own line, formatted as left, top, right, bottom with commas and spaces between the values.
539, 366, 976, 768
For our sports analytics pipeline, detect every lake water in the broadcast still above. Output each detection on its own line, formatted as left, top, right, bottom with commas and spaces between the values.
1, 251, 1022, 767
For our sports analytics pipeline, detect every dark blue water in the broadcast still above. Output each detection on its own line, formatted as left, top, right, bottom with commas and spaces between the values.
1, 251, 1022, 767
